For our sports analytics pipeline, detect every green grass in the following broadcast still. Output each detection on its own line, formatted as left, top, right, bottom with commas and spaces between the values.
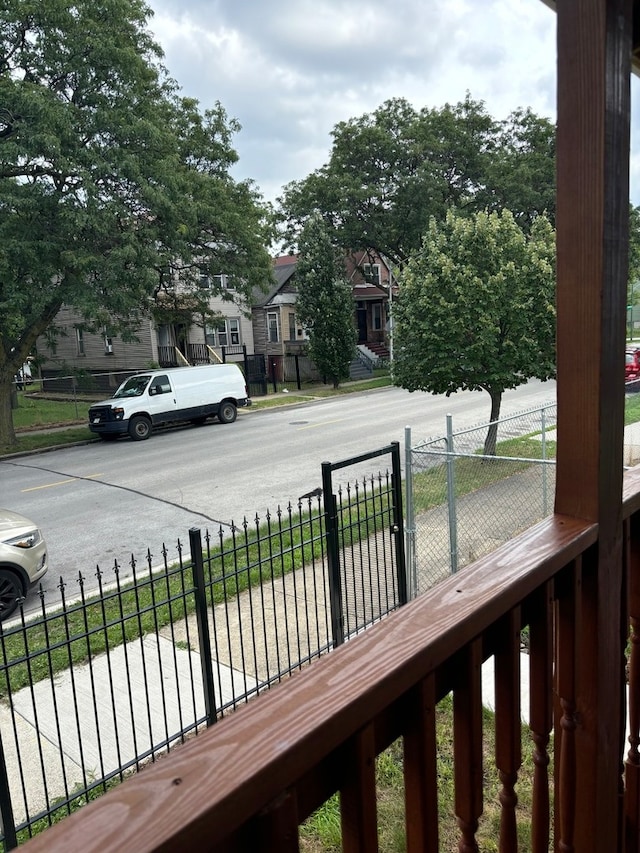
626, 391, 640, 424
300, 695, 547, 851
6, 427, 95, 455
412, 429, 557, 515
0, 482, 397, 696
11, 393, 92, 428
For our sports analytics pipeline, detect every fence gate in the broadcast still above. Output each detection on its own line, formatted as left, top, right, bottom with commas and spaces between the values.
244, 353, 267, 397
321, 441, 407, 647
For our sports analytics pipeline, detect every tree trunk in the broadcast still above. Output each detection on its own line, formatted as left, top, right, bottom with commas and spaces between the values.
483, 388, 503, 456
0, 374, 19, 449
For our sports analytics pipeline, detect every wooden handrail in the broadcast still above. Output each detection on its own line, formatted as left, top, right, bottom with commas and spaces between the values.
21, 512, 600, 852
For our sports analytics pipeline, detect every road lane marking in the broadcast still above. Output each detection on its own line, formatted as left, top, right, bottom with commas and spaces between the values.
22, 473, 103, 493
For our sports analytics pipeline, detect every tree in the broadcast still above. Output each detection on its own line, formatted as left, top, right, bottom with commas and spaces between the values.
628, 205, 640, 338
393, 209, 556, 455
483, 108, 556, 230
295, 216, 356, 388
278, 95, 555, 267
0, 0, 273, 448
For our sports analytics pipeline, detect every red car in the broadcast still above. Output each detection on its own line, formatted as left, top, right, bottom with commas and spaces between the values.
626, 348, 640, 381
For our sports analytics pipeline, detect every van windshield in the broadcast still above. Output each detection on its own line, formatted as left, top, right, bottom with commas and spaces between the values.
113, 375, 151, 398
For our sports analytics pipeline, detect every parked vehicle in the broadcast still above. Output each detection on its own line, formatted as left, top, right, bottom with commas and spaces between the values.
88, 364, 251, 441
626, 347, 640, 381
0, 509, 48, 620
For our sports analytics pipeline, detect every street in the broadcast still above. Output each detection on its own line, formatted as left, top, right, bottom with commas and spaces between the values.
1, 379, 556, 614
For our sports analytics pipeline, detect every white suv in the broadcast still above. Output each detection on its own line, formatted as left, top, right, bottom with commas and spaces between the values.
0, 509, 48, 620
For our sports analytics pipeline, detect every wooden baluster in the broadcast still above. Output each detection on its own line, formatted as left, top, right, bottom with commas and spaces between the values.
403, 673, 438, 852
495, 607, 522, 852
626, 513, 640, 852
454, 638, 483, 853
243, 789, 300, 852
528, 581, 553, 853
341, 722, 378, 853
555, 558, 580, 853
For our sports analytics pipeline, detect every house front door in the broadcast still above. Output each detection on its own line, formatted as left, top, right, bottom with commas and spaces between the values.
357, 307, 367, 343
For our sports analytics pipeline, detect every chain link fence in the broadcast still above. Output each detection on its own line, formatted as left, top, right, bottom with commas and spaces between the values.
406, 403, 557, 594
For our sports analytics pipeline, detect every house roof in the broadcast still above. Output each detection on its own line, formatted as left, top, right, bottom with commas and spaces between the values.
251, 255, 298, 308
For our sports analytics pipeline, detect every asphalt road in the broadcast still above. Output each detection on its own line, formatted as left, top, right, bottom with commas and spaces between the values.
1, 379, 556, 615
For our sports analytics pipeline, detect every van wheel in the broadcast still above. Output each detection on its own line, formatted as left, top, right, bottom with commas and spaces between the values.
0, 569, 23, 621
218, 401, 237, 424
128, 416, 152, 440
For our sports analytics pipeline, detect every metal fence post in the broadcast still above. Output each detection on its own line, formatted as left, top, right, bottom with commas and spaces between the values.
446, 413, 459, 574
0, 729, 17, 850
404, 426, 417, 598
322, 461, 344, 647
189, 528, 217, 726
295, 355, 301, 390
390, 441, 408, 606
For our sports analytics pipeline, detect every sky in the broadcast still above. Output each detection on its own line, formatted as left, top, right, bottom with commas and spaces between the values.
145, 0, 640, 207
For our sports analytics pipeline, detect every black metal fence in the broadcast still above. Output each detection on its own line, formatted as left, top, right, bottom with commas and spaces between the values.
0, 448, 405, 850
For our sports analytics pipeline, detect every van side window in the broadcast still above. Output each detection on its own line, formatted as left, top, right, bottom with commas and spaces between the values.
150, 375, 171, 395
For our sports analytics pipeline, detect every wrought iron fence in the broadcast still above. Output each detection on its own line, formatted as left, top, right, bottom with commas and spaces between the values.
406, 403, 557, 593
0, 451, 406, 850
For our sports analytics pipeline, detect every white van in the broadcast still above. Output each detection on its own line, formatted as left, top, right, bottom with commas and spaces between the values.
88, 364, 251, 441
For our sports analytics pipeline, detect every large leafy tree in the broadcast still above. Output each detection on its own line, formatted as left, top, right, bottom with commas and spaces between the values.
278, 95, 555, 267
0, 0, 273, 448
296, 215, 356, 389
393, 209, 556, 455
483, 107, 556, 230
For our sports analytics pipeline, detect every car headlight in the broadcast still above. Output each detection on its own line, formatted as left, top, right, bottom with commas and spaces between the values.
113, 407, 125, 420
3, 530, 41, 549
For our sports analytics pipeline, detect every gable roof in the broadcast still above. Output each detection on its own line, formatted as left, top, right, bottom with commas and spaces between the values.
252, 255, 298, 308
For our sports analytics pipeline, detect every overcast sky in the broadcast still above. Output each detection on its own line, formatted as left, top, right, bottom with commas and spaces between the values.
145, 0, 640, 207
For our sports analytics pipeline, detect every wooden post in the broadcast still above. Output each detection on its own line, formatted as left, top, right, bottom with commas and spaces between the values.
555, 0, 631, 846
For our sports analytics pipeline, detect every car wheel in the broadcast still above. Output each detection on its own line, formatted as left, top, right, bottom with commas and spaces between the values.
0, 569, 23, 621
128, 416, 152, 440
218, 401, 237, 424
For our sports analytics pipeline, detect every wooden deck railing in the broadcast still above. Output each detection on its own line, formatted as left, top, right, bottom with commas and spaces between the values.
20, 467, 640, 852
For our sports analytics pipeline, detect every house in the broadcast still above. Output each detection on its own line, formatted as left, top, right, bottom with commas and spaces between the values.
251, 251, 396, 375
346, 250, 396, 360
20, 1, 640, 850
35, 275, 256, 383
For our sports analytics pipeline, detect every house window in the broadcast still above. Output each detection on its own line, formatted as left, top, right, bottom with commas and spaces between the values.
212, 274, 234, 291
75, 328, 85, 356
372, 303, 383, 332
205, 318, 242, 347
199, 273, 210, 288
267, 312, 279, 343
363, 264, 381, 285
288, 313, 297, 341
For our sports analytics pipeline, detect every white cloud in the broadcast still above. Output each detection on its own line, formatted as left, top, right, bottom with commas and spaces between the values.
146, 0, 640, 207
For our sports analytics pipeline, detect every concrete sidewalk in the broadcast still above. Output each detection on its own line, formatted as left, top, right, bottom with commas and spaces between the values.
2, 634, 254, 824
